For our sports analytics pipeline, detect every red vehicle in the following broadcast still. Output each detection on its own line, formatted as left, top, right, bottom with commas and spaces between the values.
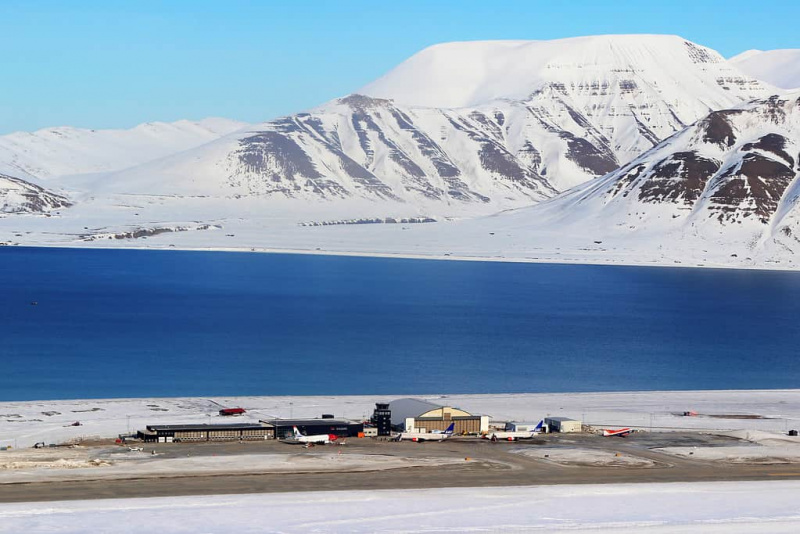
219, 407, 246, 416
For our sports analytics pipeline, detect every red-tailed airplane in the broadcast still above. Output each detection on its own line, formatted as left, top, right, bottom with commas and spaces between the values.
283, 426, 338, 445
603, 427, 634, 437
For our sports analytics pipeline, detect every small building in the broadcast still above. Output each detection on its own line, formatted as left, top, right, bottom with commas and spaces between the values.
261, 418, 364, 440
389, 398, 489, 434
137, 423, 273, 443
544, 417, 582, 433
362, 426, 378, 437
219, 407, 246, 416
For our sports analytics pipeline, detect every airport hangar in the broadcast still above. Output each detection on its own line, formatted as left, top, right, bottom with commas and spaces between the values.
138, 423, 273, 443
386, 398, 489, 434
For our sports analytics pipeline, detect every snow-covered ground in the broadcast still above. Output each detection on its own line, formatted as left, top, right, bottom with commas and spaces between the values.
655, 430, 800, 464
512, 447, 661, 468
3, 390, 800, 449
2, 481, 800, 533
4, 195, 799, 271
0, 450, 467, 484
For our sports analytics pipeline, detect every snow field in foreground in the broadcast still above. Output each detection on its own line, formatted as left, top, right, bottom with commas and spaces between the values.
2, 481, 800, 533
0, 452, 467, 484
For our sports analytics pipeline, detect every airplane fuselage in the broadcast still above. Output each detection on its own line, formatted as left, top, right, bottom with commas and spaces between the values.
484, 431, 538, 441
397, 432, 450, 442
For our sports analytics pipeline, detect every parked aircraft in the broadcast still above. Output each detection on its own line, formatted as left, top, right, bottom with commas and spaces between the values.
484, 420, 544, 441
397, 423, 455, 442
603, 427, 634, 437
283, 426, 338, 445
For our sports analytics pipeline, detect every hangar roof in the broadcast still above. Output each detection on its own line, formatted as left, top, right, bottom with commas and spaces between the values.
388, 398, 449, 425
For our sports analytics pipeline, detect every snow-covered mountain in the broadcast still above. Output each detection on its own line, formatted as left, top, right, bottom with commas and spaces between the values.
92, 95, 561, 207
85, 35, 771, 208
2, 34, 798, 269
362, 35, 771, 166
0, 173, 71, 214
731, 49, 800, 90
503, 94, 800, 258
0, 118, 246, 180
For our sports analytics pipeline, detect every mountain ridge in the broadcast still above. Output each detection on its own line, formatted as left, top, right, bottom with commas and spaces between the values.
0, 117, 247, 180
1, 34, 798, 269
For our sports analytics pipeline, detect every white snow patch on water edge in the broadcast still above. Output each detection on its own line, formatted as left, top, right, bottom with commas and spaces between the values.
3, 390, 800, 449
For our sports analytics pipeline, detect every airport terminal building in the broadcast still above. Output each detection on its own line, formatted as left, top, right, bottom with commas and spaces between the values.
260, 418, 364, 440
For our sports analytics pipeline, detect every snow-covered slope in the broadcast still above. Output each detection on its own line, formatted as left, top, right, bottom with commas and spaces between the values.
0, 173, 70, 214
731, 49, 800, 90
0, 118, 246, 180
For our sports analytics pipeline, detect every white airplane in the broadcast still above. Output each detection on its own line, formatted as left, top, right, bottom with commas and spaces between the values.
484, 420, 544, 441
397, 422, 455, 442
283, 426, 338, 445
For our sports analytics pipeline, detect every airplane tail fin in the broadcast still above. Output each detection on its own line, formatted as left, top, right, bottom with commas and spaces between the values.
533, 419, 544, 433
444, 423, 455, 435
293, 426, 303, 438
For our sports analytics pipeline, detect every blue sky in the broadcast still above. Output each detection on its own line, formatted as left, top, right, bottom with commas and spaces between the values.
1, 0, 797, 134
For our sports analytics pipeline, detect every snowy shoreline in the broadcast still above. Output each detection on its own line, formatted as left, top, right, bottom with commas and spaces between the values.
7, 241, 800, 273
3, 389, 800, 449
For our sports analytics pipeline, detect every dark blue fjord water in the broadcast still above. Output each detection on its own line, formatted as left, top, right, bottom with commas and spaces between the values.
2, 247, 800, 401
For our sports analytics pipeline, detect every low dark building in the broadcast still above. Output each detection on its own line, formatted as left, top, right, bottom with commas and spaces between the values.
261, 418, 364, 440
137, 423, 273, 443
372, 403, 392, 436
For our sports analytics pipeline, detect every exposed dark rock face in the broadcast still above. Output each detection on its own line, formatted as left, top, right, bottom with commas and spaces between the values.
700, 112, 737, 149
639, 152, 720, 204
469, 111, 504, 142
517, 141, 542, 171
300, 216, 436, 227
608, 163, 647, 198
708, 154, 796, 223
684, 41, 721, 64
560, 131, 619, 175
741, 134, 794, 167
443, 112, 553, 199
233, 131, 349, 198
0, 173, 71, 214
